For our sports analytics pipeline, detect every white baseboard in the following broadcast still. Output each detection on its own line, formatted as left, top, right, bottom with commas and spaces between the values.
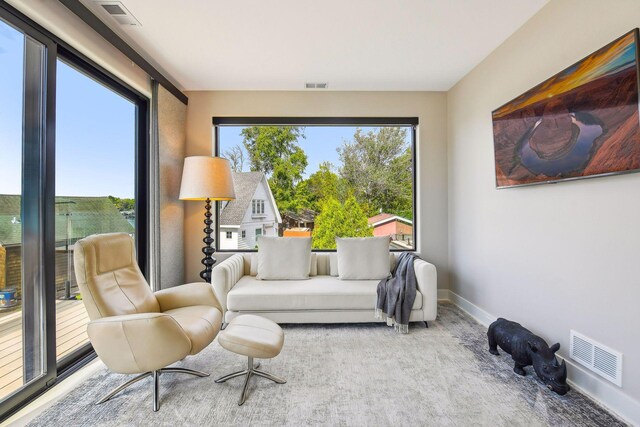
439, 289, 640, 426
436, 289, 450, 301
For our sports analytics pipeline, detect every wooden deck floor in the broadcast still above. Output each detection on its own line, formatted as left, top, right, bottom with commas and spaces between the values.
0, 300, 89, 399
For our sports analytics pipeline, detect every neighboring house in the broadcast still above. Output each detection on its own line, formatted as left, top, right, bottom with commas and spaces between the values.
281, 209, 316, 233
283, 227, 311, 238
368, 213, 414, 248
0, 195, 134, 299
219, 172, 281, 250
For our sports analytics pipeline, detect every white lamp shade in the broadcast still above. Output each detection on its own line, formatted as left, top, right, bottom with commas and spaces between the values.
179, 156, 236, 201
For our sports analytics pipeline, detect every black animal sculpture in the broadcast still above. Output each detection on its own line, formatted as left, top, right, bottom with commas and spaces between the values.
488, 318, 569, 395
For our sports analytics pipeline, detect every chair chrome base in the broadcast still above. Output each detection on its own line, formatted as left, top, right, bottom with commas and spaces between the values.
215, 356, 286, 406
97, 367, 209, 412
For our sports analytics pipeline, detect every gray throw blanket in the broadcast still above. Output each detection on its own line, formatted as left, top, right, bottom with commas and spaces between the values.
375, 252, 418, 334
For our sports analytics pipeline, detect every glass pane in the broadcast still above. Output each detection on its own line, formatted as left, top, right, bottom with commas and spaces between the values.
0, 18, 46, 399
55, 60, 136, 361
217, 125, 415, 250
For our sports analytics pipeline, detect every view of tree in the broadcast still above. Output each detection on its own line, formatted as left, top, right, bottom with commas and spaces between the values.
242, 126, 308, 212
224, 144, 245, 172
338, 127, 413, 219
223, 125, 413, 248
108, 195, 134, 211
242, 126, 306, 175
311, 196, 373, 249
305, 162, 341, 210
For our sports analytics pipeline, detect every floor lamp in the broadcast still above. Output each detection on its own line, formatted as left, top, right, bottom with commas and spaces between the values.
179, 156, 236, 283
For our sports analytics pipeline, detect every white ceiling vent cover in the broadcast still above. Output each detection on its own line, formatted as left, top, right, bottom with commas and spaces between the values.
95, 1, 141, 26
570, 330, 622, 387
305, 82, 328, 89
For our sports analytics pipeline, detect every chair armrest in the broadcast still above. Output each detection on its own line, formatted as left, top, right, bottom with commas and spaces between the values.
413, 259, 438, 321
211, 254, 245, 314
155, 282, 222, 313
87, 313, 191, 374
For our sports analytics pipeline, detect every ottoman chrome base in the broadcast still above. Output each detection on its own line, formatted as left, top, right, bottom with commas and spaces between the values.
215, 356, 286, 405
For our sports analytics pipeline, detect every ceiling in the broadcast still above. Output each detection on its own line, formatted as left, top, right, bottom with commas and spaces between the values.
80, 0, 548, 91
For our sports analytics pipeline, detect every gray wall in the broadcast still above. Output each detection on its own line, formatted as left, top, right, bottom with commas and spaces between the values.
158, 85, 187, 287
447, 0, 640, 421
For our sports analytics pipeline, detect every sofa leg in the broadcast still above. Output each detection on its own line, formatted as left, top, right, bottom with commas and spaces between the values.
424, 321, 429, 328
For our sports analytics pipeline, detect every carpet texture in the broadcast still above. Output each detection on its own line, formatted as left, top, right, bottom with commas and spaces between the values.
28, 303, 625, 426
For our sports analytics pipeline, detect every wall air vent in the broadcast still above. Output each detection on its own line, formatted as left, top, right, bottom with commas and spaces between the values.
305, 82, 328, 89
570, 330, 622, 387
94, 1, 141, 26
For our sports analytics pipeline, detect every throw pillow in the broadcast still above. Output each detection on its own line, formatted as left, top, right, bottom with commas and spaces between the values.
336, 236, 391, 280
257, 236, 312, 280
251, 251, 317, 276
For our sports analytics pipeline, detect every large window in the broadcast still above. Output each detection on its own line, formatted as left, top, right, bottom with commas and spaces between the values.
214, 118, 417, 251
0, 4, 149, 416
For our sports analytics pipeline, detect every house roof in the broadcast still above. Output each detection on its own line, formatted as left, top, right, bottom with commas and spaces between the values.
0, 195, 134, 246
220, 172, 283, 226
368, 213, 413, 227
282, 208, 317, 223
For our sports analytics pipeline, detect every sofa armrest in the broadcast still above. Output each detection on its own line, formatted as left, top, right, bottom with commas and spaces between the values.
211, 254, 245, 314
87, 313, 191, 374
413, 259, 437, 321
155, 282, 222, 313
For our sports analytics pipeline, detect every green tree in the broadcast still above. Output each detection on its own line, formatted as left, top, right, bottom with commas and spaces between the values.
311, 196, 373, 249
338, 127, 413, 219
242, 126, 308, 212
241, 126, 305, 175
108, 195, 135, 211
306, 162, 340, 209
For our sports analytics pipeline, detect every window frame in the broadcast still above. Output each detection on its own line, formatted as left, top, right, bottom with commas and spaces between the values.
213, 117, 418, 253
0, 3, 150, 420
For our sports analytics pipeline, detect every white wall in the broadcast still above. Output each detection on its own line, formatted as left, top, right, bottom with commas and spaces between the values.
219, 228, 239, 250
184, 91, 448, 285
447, 0, 640, 422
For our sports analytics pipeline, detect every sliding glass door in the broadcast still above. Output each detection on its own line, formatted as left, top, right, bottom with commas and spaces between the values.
0, 4, 149, 418
54, 58, 138, 364
0, 13, 56, 407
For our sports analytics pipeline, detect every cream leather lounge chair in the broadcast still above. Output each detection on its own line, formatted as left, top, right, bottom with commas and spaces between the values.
74, 233, 223, 411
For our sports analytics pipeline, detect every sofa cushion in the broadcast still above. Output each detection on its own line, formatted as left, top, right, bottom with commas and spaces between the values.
336, 237, 391, 280
227, 276, 423, 311
329, 252, 395, 277
257, 236, 311, 280
251, 252, 317, 276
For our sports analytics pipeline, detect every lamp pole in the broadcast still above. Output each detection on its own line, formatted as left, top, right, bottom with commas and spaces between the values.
200, 198, 215, 283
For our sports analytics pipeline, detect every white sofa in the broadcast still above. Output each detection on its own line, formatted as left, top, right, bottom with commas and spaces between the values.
211, 253, 437, 325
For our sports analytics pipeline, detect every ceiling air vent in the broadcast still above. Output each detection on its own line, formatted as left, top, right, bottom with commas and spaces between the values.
95, 1, 141, 26
305, 82, 328, 89
570, 330, 622, 387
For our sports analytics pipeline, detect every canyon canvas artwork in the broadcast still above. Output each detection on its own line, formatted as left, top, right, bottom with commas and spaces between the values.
492, 29, 640, 188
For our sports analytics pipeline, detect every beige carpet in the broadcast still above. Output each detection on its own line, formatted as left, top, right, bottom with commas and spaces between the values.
28, 303, 625, 426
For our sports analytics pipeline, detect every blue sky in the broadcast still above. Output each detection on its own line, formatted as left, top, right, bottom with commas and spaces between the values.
0, 19, 136, 199
219, 125, 409, 179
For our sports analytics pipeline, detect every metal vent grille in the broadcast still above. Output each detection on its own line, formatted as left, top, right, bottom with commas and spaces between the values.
94, 1, 141, 26
570, 330, 622, 387
101, 4, 125, 15
304, 82, 328, 89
